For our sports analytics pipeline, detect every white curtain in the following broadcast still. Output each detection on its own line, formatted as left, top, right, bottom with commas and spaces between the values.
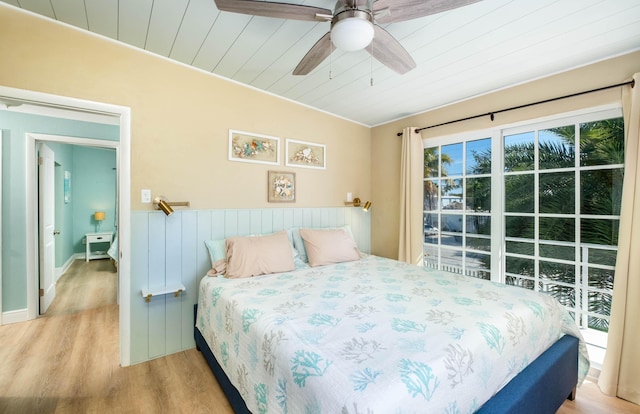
598, 73, 640, 405
398, 127, 424, 265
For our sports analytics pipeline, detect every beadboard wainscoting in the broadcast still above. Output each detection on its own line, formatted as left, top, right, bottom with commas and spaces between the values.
130, 207, 371, 364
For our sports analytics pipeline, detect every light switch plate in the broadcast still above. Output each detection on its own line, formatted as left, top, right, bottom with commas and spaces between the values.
141, 189, 151, 203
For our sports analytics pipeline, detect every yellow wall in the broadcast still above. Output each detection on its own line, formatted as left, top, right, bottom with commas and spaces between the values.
0, 4, 371, 210
371, 51, 640, 259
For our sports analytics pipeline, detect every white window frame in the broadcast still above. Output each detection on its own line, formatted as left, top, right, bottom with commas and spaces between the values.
423, 105, 624, 368
423, 105, 622, 277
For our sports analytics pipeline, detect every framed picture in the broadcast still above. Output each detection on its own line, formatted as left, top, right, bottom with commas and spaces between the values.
63, 171, 71, 203
285, 139, 326, 169
228, 129, 280, 165
268, 171, 295, 203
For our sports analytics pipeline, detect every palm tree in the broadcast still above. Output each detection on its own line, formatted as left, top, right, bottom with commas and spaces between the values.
529, 121, 622, 331
423, 148, 452, 213
465, 119, 624, 331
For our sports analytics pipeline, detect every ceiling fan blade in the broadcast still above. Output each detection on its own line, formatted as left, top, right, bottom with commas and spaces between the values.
213, 0, 332, 21
293, 32, 333, 75
374, 0, 481, 24
367, 25, 416, 74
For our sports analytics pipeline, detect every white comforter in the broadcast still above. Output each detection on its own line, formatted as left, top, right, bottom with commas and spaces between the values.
196, 255, 588, 414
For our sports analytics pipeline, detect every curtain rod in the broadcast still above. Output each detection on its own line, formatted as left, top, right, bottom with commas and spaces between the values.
396, 79, 635, 136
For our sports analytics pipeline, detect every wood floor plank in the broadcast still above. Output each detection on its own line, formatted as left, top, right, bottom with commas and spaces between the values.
0, 259, 638, 413
558, 379, 640, 414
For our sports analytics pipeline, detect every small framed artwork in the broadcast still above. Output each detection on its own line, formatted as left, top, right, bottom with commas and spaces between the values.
229, 129, 280, 165
63, 171, 71, 203
268, 171, 295, 203
285, 139, 326, 169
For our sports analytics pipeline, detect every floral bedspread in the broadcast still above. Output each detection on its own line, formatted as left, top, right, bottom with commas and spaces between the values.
196, 255, 588, 414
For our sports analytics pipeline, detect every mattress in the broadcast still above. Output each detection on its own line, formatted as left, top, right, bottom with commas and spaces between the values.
196, 255, 588, 413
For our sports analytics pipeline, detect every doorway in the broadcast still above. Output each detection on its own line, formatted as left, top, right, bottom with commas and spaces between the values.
0, 85, 132, 366
36, 139, 118, 315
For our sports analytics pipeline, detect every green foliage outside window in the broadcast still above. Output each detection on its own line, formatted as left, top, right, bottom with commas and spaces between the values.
424, 117, 624, 332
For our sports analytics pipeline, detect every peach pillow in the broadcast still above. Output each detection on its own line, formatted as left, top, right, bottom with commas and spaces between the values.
225, 230, 295, 278
298, 227, 361, 267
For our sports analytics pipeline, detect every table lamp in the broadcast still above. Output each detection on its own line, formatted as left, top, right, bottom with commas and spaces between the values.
94, 211, 105, 232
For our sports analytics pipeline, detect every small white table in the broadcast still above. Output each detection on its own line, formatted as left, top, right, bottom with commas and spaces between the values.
85, 232, 113, 261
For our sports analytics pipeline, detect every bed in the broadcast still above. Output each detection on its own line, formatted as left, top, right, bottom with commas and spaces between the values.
195, 227, 589, 413
107, 233, 118, 268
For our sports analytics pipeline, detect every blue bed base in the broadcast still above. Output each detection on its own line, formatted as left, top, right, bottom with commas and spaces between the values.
194, 304, 578, 414
476, 334, 578, 413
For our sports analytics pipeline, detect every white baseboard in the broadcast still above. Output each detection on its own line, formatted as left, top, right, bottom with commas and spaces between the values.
3, 254, 83, 326
55, 254, 83, 282
2, 308, 29, 325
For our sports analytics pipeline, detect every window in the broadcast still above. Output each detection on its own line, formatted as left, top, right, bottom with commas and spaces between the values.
424, 108, 624, 366
424, 138, 493, 279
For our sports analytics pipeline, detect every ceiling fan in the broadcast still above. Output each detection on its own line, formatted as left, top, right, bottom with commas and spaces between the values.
213, 0, 481, 76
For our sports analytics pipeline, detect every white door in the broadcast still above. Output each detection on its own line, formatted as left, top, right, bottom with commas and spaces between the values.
38, 142, 56, 313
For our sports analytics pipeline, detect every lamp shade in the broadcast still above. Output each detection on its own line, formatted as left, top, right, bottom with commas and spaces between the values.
94, 211, 105, 221
331, 17, 374, 51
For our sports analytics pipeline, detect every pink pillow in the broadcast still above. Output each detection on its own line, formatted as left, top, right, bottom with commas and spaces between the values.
225, 231, 295, 278
299, 228, 361, 267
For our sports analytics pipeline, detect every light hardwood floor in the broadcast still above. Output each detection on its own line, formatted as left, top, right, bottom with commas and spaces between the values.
0, 259, 638, 414
0, 259, 230, 414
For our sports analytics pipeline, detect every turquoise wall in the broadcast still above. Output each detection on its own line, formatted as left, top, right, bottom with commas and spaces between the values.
45, 143, 117, 261
72, 146, 117, 253
47, 142, 74, 267
0, 110, 118, 312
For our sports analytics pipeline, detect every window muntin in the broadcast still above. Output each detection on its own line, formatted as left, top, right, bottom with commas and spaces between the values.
424, 109, 623, 339
502, 114, 623, 333
423, 138, 492, 280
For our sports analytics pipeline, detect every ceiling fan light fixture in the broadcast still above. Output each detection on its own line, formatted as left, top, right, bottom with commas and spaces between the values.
331, 13, 374, 52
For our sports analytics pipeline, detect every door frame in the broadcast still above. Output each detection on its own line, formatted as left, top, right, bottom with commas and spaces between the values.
30, 134, 118, 308
1, 85, 132, 366
0, 129, 2, 326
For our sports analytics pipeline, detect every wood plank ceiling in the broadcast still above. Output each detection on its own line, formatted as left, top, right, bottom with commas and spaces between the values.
3, 0, 640, 126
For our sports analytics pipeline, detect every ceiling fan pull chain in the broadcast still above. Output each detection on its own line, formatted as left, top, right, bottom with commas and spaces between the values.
329, 33, 333, 80
370, 42, 374, 86
369, 0, 374, 86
